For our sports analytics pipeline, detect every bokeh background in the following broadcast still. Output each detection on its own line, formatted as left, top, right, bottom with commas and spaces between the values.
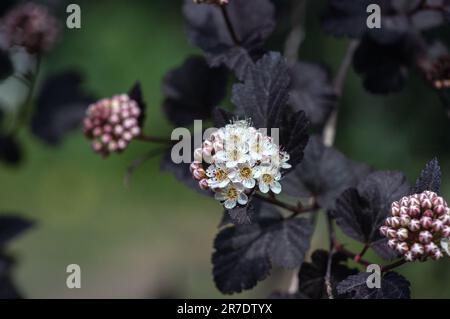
1, 0, 450, 298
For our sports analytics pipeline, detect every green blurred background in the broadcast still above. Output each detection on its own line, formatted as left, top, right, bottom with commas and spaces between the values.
1, 0, 450, 298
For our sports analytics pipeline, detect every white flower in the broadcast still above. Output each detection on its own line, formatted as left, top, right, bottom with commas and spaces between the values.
214, 183, 248, 209
206, 163, 236, 189
215, 144, 249, 168
441, 238, 450, 256
249, 133, 278, 162
253, 166, 282, 194
233, 162, 256, 189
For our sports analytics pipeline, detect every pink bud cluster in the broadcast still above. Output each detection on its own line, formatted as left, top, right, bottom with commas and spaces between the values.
380, 191, 450, 262
193, 0, 229, 5
190, 138, 214, 191
83, 95, 141, 157
1, 2, 60, 54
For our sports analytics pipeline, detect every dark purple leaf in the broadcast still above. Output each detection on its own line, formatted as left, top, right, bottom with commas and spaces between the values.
283, 136, 371, 210
411, 157, 441, 195
0, 215, 33, 246
31, 70, 95, 145
162, 56, 227, 126
337, 271, 410, 299
289, 62, 337, 127
231, 51, 292, 130
183, 0, 275, 75
332, 171, 410, 251
128, 82, 146, 127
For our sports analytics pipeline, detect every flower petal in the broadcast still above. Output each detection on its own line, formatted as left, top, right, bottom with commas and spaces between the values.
259, 183, 270, 193
238, 192, 248, 205
224, 198, 237, 209
243, 178, 256, 189
270, 181, 282, 194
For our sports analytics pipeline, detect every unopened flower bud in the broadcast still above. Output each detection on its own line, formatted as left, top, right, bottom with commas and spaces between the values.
400, 215, 410, 227
411, 243, 424, 256
409, 219, 421, 232
423, 209, 434, 218
421, 198, 432, 210
431, 249, 444, 260
434, 205, 447, 216
442, 226, 450, 238
198, 178, 209, 190
387, 239, 398, 249
404, 251, 415, 262
419, 231, 433, 244
193, 168, 206, 181
386, 228, 398, 239
380, 226, 389, 237
397, 228, 409, 241
396, 242, 409, 254
425, 242, 438, 254
432, 220, 445, 232
420, 216, 433, 229
408, 206, 421, 217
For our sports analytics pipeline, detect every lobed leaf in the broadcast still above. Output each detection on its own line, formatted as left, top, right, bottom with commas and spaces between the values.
337, 271, 410, 299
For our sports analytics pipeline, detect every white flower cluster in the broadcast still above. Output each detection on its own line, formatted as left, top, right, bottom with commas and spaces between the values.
190, 120, 291, 209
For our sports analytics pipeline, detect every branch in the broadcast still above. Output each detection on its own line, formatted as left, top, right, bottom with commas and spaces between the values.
354, 243, 370, 263
136, 134, 173, 145
253, 193, 317, 216
333, 241, 371, 267
283, 0, 307, 65
323, 40, 359, 147
381, 259, 407, 272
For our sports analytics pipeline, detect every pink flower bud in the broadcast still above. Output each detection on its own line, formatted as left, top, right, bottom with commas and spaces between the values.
442, 226, 450, 238
434, 205, 447, 216
397, 228, 409, 241
391, 203, 400, 216
400, 215, 410, 227
385, 217, 393, 227
409, 219, 421, 232
386, 228, 398, 239
432, 197, 444, 207
390, 216, 401, 228
419, 231, 433, 244
420, 216, 433, 229
421, 198, 432, 210
433, 220, 445, 232
410, 198, 420, 206
190, 162, 200, 173
388, 239, 398, 249
439, 214, 450, 225
423, 209, 434, 218
408, 206, 420, 217
198, 179, 209, 190
380, 226, 389, 236
400, 197, 409, 206
193, 168, 206, 180
396, 242, 409, 254
430, 249, 444, 260
411, 243, 424, 257
404, 251, 415, 262
425, 242, 438, 254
